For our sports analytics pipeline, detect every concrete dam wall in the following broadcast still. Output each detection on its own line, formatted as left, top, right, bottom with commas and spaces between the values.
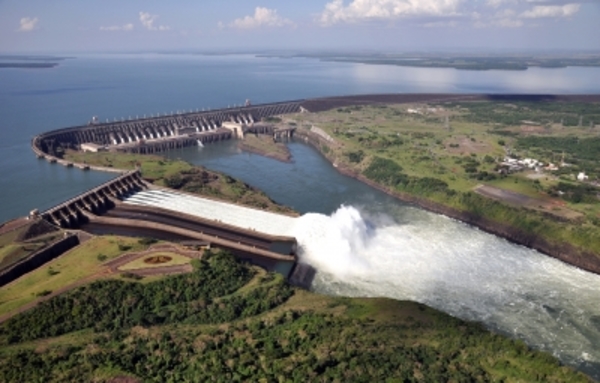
34, 170, 298, 277
40, 170, 147, 228
32, 101, 302, 158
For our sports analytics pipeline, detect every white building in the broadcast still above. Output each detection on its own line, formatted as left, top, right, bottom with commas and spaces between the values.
80, 143, 106, 152
577, 172, 589, 181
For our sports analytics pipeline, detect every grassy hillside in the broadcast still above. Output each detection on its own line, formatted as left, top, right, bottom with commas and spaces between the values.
0, 236, 146, 317
0, 251, 591, 382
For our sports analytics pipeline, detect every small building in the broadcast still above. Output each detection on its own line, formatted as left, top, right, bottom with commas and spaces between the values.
222, 122, 245, 139
80, 142, 106, 153
577, 172, 589, 181
520, 158, 540, 169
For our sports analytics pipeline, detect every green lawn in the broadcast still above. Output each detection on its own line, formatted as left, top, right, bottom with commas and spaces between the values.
0, 236, 145, 317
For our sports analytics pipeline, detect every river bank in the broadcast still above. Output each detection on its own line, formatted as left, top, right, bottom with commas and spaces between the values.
293, 128, 600, 275
237, 134, 292, 163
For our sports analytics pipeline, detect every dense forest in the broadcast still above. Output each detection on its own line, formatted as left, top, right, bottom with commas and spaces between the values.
0, 251, 591, 382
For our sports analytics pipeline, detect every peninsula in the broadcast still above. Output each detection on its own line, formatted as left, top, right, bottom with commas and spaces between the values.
257, 52, 600, 71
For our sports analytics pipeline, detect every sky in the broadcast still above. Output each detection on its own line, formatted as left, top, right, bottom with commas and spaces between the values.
0, 0, 598, 53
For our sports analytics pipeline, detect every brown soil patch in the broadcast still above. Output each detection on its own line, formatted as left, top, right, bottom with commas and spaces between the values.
0, 218, 29, 236
446, 136, 489, 155
520, 125, 546, 134
474, 185, 583, 220
143, 255, 172, 265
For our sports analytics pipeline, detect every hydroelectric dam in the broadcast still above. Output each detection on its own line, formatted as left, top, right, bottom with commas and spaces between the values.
31, 100, 302, 160
25, 98, 339, 287
31, 169, 301, 279
13, 94, 600, 379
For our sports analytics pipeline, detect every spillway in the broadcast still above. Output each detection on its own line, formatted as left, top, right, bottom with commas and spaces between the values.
123, 189, 298, 236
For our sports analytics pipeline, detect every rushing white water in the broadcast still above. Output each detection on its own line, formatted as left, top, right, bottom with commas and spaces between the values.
123, 189, 600, 377
123, 189, 297, 235
292, 205, 600, 376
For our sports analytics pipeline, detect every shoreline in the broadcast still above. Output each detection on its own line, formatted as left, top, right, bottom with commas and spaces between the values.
27, 94, 600, 275
238, 141, 292, 163
294, 129, 600, 276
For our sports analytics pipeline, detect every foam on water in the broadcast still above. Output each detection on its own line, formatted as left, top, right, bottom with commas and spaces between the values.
291, 205, 600, 378
123, 189, 600, 377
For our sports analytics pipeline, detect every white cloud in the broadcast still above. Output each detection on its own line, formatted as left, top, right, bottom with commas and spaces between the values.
495, 8, 517, 18
139, 11, 170, 31
494, 17, 524, 27
520, 3, 580, 18
319, 0, 464, 25
18, 17, 38, 32
486, 0, 517, 8
100, 24, 134, 32
423, 20, 458, 27
230, 7, 294, 29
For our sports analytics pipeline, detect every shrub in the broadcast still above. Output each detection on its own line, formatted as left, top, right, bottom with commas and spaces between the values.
484, 155, 495, 164
346, 150, 365, 163
138, 237, 158, 246
364, 157, 405, 186
47, 268, 60, 276
118, 244, 132, 252
121, 272, 143, 280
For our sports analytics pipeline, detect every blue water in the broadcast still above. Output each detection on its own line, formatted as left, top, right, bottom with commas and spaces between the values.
2, 54, 600, 379
0, 54, 600, 221
1, 53, 600, 222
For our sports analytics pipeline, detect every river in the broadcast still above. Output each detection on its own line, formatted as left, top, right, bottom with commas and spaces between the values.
167, 140, 600, 379
2, 54, 600, 379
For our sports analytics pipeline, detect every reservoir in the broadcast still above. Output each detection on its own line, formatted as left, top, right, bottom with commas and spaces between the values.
2, 54, 600, 379
2, 54, 600, 222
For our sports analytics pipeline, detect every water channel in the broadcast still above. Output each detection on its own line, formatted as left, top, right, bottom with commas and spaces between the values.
167, 140, 600, 379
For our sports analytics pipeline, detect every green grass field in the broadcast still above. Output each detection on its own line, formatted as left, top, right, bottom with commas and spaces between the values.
240, 134, 291, 161
0, 222, 62, 272
0, 236, 144, 317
